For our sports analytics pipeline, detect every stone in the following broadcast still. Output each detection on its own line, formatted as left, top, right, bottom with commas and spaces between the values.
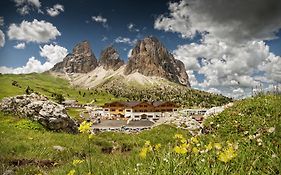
53, 145, 65, 152
51, 41, 98, 73
0, 93, 78, 133
124, 36, 190, 87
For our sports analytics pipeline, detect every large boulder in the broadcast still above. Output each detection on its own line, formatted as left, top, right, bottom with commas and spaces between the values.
0, 93, 78, 133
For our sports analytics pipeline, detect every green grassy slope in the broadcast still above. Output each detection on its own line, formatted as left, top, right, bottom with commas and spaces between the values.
0, 95, 280, 174
0, 73, 125, 105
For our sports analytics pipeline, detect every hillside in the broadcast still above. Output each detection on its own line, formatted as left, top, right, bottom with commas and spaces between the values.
0, 73, 125, 105
0, 73, 231, 108
0, 95, 280, 174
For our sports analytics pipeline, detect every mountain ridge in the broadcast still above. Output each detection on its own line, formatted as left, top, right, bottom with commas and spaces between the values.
51, 36, 190, 88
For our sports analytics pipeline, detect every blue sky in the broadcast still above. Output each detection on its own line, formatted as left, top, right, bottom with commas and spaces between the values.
0, 0, 197, 67
0, 0, 281, 98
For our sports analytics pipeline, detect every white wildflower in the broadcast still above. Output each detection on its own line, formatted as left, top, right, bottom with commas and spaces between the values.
267, 127, 275, 133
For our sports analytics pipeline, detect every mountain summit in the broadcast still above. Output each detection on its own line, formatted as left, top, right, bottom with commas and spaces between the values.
51, 41, 98, 73
124, 36, 190, 86
50, 37, 190, 88
99, 46, 124, 71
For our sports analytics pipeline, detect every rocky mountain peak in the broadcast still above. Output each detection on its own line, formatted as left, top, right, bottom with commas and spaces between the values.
99, 46, 124, 70
73, 40, 92, 56
124, 36, 190, 87
51, 40, 98, 73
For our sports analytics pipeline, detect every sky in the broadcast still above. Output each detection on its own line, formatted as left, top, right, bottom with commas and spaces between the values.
0, 0, 281, 99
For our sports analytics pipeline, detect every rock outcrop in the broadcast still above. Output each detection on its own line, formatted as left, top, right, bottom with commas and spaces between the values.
99, 46, 124, 70
124, 36, 190, 87
0, 93, 78, 133
51, 41, 98, 73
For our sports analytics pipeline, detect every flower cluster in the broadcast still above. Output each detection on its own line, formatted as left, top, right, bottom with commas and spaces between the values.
139, 140, 161, 159
218, 143, 238, 163
172, 134, 238, 163
78, 121, 93, 134
73, 159, 84, 166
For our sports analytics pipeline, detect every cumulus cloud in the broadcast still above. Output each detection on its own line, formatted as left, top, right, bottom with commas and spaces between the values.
156, 0, 281, 98
13, 0, 42, 15
92, 15, 108, 28
155, 0, 281, 44
7, 19, 61, 43
46, 4, 64, 17
0, 57, 51, 74
14, 42, 26, 49
128, 23, 140, 32
115, 37, 137, 46
0, 30, 5, 47
39, 44, 68, 64
0, 44, 68, 74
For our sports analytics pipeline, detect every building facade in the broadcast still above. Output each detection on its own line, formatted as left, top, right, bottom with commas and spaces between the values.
102, 101, 178, 120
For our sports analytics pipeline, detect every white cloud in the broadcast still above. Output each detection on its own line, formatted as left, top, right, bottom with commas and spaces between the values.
92, 15, 108, 28
101, 36, 108, 41
7, 19, 61, 43
0, 57, 52, 74
39, 44, 68, 64
14, 42, 26, 49
155, 0, 281, 44
206, 87, 222, 95
156, 0, 281, 98
0, 30, 5, 47
115, 37, 137, 46
46, 4, 64, 17
14, 0, 42, 15
128, 23, 140, 32
0, 44, 68, 74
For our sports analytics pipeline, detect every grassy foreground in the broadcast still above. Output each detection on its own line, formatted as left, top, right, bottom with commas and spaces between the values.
0, 94, 280, 174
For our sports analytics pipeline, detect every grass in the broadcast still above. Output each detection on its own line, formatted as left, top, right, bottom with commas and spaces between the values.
0, 73, 126, 105
0, 94, 280, 174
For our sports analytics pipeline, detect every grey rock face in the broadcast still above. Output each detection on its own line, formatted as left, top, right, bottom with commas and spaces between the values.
99, 46, 124, 70
124, 36, 190, 87
51, 41, 98, 73
0, 93, 78, 133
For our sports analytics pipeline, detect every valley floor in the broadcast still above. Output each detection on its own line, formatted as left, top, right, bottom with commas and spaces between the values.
0, 95, 280, 174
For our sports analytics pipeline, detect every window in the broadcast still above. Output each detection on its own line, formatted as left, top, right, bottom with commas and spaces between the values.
111, 109, 116, 112
104, 109, 109, 111
126, 109, 131, 112
135, 115, 139, 118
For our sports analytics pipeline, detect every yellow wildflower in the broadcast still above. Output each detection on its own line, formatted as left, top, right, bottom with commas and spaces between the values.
174, 134, 184, 139
205, 143, 213, 151
192, 147, 199, 154
139, 147, 148, 159
174, 145, 187, 154
218, 146, 237, 163
155, 143, 161, 151
191, 137, 199, 144
78, 121, 92, 134
144, 140, 151, 147
72, 159, 84, 166
214, 143, 222, 150
180, 138, 187, 144
67, 169, 76, 175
